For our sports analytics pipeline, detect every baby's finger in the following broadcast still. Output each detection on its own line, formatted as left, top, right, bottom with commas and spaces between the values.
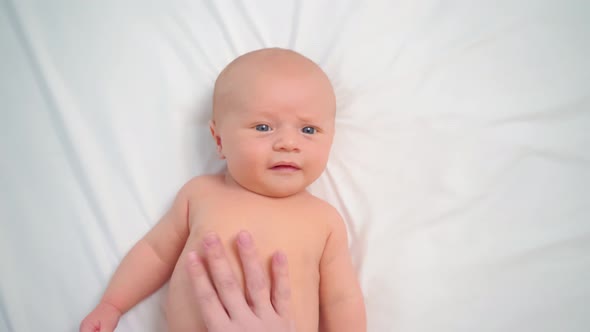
271, 250, 292, 318
236, 230, 273, 315
185, 250, 229, 330
78, 320, 98, 332
202, 232, 250, 318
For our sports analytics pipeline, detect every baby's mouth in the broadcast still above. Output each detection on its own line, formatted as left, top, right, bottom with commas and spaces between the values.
270, 163, 300, 171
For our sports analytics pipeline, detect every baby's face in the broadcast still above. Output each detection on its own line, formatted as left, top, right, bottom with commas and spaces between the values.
211, 51, 335, 197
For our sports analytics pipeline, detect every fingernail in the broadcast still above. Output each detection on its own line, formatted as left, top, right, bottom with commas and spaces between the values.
203, 232, 219, 247
187, 251, 200, 265
274, 251, 286, 265
238, 231, 252, 247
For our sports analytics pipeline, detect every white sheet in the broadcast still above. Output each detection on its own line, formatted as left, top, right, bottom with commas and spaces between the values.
1, 1, 589, 331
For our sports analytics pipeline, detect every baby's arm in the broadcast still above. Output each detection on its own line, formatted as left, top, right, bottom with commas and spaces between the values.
318, 210, 366, 332
80, 182, 192, 331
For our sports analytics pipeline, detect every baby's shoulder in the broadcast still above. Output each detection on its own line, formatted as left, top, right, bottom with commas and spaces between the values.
177, 174, 224, 198
297, 193, 345, 229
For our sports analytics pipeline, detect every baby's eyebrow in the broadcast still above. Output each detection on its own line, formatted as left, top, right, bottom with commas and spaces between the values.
295, 114, 317, 123
247, 108, 277, 118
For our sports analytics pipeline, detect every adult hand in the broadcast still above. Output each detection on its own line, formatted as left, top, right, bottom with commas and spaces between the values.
185, 231, 296, 332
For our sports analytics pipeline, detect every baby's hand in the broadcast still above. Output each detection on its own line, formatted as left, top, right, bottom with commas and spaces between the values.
79, 302, 122, 332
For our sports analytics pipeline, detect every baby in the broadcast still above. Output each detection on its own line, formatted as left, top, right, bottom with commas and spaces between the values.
80, 48, 366, 332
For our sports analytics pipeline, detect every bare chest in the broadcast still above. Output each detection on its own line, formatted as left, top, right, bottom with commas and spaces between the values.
184, 190, 328, 282
166, 182, 329, 331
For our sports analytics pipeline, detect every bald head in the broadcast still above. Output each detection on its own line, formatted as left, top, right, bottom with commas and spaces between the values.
208, 48, 336, 197
212, 48, 335, 121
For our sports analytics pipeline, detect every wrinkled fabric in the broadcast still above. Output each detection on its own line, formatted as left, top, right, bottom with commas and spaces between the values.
1, 1, 589, 331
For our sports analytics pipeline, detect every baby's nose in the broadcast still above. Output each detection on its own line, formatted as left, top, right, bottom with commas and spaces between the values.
273, 131, 299, 152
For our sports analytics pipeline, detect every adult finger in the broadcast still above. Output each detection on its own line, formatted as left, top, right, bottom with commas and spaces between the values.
271, 250, 292, 318
236, 230, 273, 315
202, 232, 250, 318
185, 250, 229, 330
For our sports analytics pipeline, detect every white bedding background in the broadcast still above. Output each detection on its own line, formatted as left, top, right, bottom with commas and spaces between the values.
1, 1, 589, 331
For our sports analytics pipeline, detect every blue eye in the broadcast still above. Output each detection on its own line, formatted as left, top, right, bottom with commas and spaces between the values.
255, 124, 271, 132
302, 126, 316, 134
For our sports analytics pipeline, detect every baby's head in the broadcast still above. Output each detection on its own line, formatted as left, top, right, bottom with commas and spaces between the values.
210, 48, 336, 198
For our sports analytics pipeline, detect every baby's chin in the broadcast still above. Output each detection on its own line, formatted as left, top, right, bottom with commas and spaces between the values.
243, 181, 308, 198
252, 186, 305, 198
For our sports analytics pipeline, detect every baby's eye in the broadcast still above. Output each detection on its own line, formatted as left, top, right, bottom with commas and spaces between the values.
255, 124, 271, 132
301, 126, 316, 134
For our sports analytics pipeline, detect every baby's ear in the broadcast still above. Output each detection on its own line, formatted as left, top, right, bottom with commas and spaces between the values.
209, 120, 225, 159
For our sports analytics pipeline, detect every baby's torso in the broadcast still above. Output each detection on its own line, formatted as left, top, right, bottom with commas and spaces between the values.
165, 175, 331, 332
